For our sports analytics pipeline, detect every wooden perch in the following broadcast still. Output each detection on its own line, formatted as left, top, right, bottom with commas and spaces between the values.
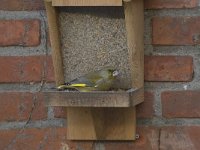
51, 0, 123, 6
45, 88, 144, 107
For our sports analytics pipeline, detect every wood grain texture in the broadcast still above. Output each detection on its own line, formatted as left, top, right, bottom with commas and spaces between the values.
52, 0, 122, 6
45, 88, 144, 107
124, 0, 144, 90
67, 107, 96, 139
44, 1, 65, 86
45, 0, 144, 140
67, 107, 136, 140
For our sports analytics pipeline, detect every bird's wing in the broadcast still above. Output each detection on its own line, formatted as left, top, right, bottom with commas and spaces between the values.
68, 76, 96, 87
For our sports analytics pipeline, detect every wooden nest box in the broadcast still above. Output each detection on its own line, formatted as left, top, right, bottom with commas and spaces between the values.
44, 0, 144, 140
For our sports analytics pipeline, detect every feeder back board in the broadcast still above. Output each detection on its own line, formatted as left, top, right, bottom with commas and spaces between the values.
44, 0, 144, 140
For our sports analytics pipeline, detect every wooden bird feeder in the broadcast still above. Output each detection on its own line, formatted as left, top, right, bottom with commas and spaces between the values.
44, 0, 144, 140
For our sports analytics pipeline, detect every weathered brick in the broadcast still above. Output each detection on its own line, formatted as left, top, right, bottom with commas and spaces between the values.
0, 127, 94, 150
105, 127, 159, 150
71, 141, 94, 150
145, 56, 193, 81
54, 107, 66, 118
137, 92, 155, 118
160, 126, 200, 150
0, 128, 67, 150
0, 92, 47, 122
153, 17, 200, 45
145, 0, 198, 9
0, 0, 44, 11
162, 91, 200, 118
0, 56, 54, 83
0, 20, 40, 46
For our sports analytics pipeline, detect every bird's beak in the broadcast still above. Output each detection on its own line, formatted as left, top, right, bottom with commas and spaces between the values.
112, 70, 119, 77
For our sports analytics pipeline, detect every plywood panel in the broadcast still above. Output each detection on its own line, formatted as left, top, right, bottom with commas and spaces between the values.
67, 107, 136, 140
52, 0, 122, 6
124, 0, 144, 90
67, 107, 96, 139
44, 1, 65, 86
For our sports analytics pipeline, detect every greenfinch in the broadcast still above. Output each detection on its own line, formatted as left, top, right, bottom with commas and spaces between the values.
57, 67, 119, 92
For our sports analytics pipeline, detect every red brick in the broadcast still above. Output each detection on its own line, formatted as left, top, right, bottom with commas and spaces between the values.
160, 126, 200, 150
145, 0, 198, 9
70, 141, 94, 150
54, 107, 66, 118
0, 128, 67, 150
0, 20, 40, 46
162, 91, 200, 118
137, 92, 155, 118
0, 92, 47, 122
0, 0, 44, 11
0, 56, 54, 83
105, 127, 159, 150
145, 56, 193, 81
153, 17, 200, 45
0, 127, 94, 150
0, 130, 18, 150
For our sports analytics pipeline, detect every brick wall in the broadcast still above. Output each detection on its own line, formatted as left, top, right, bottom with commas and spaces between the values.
0, 0, 200, 149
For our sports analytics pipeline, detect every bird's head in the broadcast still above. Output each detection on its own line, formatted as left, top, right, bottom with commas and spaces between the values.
106, 67, 119, 78
112, 69, 119, 77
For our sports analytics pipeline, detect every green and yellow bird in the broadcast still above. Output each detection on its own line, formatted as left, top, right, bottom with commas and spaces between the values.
57, 67, 119, 92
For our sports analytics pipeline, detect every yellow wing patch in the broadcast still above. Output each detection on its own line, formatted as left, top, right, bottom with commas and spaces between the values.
70, 84, 87, 87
